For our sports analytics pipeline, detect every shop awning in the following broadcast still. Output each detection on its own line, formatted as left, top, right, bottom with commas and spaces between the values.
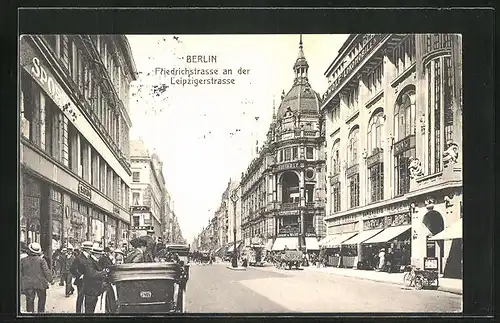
265, 239, 274, 251
428, 218, 462, 241
325, 232, 359, 248
341, 229, 384, 245
272, 237, 298, 251
318, 236, 332, 246
363, 225, 412, 244
305, 237, 320, 250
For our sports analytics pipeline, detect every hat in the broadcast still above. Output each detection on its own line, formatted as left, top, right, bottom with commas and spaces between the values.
62, 247, 67, 252
28, 242, 42, 255
67, 246, 74, 251
114, 249, 125, 255
82, 241, 93, 250
91, 246, 104, 255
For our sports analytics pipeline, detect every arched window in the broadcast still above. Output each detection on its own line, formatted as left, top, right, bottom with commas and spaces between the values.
347, 127, 359, 167
393, 88, 416, 196
367, 111, 384, 202
394, 91, 416, 141
367, 111, 384, 155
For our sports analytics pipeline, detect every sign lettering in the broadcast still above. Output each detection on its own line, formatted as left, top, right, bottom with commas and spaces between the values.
78, 183, 92, 200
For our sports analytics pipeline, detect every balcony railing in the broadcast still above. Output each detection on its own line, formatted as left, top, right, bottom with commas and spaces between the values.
322, 34, 386, 104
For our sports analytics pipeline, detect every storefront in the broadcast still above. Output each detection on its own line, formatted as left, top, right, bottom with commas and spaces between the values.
358, 214, 412, 271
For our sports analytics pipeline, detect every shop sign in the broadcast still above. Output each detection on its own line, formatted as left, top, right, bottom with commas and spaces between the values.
424, 257, 438, 270
275, 162, 303, 172
20, 39, 73, 119
278, 210, 299, 216
363, 217, 385, 230
78, 182, 92, 200
385, 213, 411, 227
393, 135, 415, 156
277, 232, 298, 238
363, 208, 385, 220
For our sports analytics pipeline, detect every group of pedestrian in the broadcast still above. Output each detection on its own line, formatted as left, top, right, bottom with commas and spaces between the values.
20, 241, 127, 314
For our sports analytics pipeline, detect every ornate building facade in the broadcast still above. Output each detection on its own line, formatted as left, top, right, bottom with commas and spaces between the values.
240, 36, 327, 252
20, 35, 137, 263
129, 140, 164, 239
321, 34, 462, 278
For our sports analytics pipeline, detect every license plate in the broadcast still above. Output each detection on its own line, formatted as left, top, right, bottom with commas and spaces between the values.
140, 291, 152, 298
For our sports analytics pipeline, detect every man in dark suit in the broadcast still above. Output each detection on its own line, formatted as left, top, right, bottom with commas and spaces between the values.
83, 245, 107, 313
61, 247, 75, 297
20, 243, 53, 313
70, 241, 93, 313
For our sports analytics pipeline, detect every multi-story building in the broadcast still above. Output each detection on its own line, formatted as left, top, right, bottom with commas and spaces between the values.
321, 34, 462, 278
129, 139, 164, 239
20, 35, 137, 263
240, 36, 327, 253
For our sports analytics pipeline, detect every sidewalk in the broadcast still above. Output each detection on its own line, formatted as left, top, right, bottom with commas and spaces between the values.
303, 266, 462, 295
19, 284, 106, 314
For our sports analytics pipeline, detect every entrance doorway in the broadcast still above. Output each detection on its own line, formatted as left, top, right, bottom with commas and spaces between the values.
423, 210, 445, 273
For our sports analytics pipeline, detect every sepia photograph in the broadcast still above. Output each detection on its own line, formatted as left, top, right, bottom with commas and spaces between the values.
19, 31, 464, 314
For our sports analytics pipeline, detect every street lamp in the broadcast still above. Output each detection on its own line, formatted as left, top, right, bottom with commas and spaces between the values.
230, 190, 239, 268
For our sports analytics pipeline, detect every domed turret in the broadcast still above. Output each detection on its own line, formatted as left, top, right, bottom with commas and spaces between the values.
277, 35, 321, 120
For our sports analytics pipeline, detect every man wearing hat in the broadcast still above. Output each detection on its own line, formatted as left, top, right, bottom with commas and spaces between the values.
70, 241, 93, 313
20, 242, 53, 313
61, 247, 76, 297
81, 245, 107, 313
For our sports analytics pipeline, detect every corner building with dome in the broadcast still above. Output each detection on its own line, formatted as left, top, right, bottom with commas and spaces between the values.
240, 36, 327, 252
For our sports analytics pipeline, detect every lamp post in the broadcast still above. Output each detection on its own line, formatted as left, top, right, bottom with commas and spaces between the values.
230, 190, 239, 268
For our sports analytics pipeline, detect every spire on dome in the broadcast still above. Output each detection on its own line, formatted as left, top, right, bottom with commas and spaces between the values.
294, 34, 309, 83
272, 96, 276, 120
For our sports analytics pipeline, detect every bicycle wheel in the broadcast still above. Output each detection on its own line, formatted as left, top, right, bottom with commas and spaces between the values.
403, 272, 413, 287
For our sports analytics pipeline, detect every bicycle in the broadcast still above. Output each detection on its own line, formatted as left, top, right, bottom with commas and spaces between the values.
403, 265, 439, 290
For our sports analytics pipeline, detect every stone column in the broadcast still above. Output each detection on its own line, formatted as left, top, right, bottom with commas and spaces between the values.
40, 182, 52, 270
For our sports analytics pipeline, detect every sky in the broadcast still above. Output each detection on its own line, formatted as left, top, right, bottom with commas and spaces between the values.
126, 34, 349, 243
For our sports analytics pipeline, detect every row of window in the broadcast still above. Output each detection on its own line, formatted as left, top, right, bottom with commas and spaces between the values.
329, 54, 455, 214
21, 73, 130, 210
278, 146, 315, 162
132, 213, 153, 227
43, 35, 130, 160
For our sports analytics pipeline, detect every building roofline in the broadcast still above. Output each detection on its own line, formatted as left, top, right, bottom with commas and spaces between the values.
323, 34, 358, 76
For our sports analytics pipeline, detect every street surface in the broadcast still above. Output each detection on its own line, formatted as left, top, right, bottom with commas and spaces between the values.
20, 262, 462, 314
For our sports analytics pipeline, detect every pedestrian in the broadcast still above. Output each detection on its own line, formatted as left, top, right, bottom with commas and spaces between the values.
114, 249, 125, 265
70, 241, 93, 313
20, 242, 29, 260
378, 248, 386, 271
83, 245, 107, 313
125, 238, 147, 263
20, 242, 53, 313
61, 247, 76, 297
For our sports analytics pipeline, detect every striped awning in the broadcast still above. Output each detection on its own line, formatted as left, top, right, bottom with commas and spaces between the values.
363, 225, 412, 244
325, 232, 359, 248
341, 229, 384, 245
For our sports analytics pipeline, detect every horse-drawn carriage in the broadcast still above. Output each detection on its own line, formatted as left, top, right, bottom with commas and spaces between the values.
104, 244, 190, 313
275, 250, 303, 270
